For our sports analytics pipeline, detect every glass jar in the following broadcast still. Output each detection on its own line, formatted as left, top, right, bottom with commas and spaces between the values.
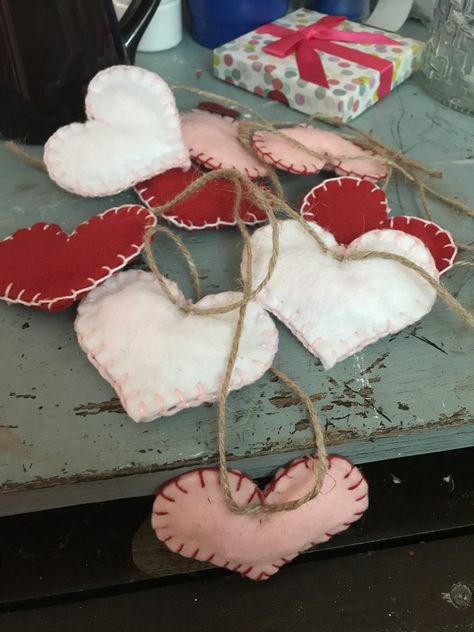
418, 0, 474, 115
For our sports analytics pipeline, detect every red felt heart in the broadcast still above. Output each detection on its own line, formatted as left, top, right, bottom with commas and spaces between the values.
152, 455, 368, 580
135, 166, 268, 230
0, 205, 156, 311
301, 177, 457, 274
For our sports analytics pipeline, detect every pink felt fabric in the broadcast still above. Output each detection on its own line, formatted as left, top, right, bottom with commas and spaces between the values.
152, 455, 368, 580
301, 177, 457, 274
252, 125, 388, 180
135, 166, 268, 230
180, 110, 268, 178
0, 205, 156, 311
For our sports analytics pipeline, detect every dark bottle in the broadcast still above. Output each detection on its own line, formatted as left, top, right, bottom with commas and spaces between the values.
0, 0, 161, 144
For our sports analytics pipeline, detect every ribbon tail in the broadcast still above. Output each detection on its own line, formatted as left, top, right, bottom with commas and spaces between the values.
296, 40, 330, 88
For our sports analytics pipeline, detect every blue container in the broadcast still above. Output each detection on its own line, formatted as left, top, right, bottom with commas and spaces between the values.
312, 0, 370, 21
187, 0, 290, 49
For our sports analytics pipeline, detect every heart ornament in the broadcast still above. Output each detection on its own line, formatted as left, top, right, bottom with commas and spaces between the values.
301, 177, 457, 274
246, 219, 438, 369
135, 165, 268, 230
75, 270, 278, 422
152, 455, 368, 580
44, 66, 190, 197
180, 110, 268, 178
0, 205, 156, 311
252, 125, 388, 180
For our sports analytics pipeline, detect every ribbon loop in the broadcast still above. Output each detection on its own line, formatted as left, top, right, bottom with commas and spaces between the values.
258, 15, 401, 99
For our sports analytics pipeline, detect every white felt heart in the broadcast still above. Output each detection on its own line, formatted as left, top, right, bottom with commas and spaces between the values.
75, 269, 278, 422
152, 455, 368, 580
246, 220, 438, 369
44, 66, 190, 197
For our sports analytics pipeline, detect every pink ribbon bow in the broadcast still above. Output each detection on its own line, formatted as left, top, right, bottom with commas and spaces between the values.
258, 15, 400, 98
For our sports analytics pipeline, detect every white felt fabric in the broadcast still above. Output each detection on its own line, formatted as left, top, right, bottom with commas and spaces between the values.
44, 66, 190, 197
245, 220, 438, 369
75, 270, 278, 422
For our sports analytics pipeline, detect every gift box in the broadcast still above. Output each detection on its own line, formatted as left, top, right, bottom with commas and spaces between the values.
213, 9, 424, 121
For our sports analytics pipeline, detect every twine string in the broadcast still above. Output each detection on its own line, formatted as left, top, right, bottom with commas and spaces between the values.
4, 85, 474, 515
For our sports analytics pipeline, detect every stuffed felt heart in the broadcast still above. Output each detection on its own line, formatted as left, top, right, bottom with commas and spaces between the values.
180, 110, 268, 179
0, 205, 156, 312
301, 177, 457, 274
135, 165, 268, 230
252, 125, 388, 180
44, 66, 190, 197
75, 269, 278, 422
246, 220, 438, 369
152, 454, 368, 580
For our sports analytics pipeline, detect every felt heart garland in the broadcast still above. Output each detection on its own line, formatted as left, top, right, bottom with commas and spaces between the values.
301, 177, 457, 274
75, 269, 278, 422
135, 165, 268, 230
0, 205, 156, 311
44, 66, 190, 197
252, 125, 388, 180
180, 110, 268, 179
246, 219, 439, 369
152, 454, 368, 580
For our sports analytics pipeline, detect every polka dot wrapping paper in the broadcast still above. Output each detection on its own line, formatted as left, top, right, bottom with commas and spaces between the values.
213, 9, 424, 121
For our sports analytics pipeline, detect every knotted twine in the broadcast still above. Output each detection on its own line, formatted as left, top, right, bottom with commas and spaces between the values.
5, 91, 474, 514
142, 166, 474, 516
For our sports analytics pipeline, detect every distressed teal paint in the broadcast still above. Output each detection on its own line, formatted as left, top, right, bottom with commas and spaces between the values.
0, 25, 472, 515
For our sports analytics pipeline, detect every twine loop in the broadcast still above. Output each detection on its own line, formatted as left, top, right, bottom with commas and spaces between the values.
4, 85, 474, 516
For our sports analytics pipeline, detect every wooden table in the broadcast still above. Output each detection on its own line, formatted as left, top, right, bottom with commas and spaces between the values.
1, 24, 473, 516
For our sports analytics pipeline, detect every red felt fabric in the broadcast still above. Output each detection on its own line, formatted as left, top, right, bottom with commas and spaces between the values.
383, 216, 457, 275
0, 205, 156, 311
301, 177, 456, 274
301, 177, 388, 244
136, 166, 268, 230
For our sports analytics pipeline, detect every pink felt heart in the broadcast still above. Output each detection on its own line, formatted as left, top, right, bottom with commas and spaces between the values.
152, 455, 368, 580
0, 205, 156, 311
135, 166, 268, 230
301, 177, 457, 274
44, 66, 190, 197
252, 125, 388, 180
180, 110, 268, 179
